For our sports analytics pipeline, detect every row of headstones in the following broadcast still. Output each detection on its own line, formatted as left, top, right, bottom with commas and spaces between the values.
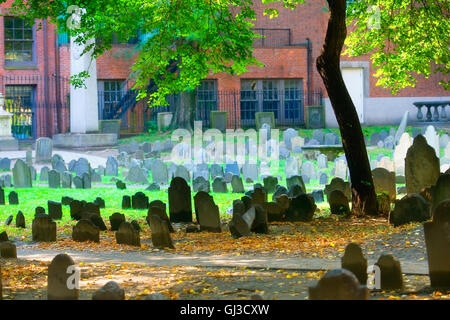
311, 243, 404, 299
0, 252, 166, 300
0, 188, 18, 205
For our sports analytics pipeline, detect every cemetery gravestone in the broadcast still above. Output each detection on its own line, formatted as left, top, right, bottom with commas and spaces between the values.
148, 214, 175, 249
116, 222, 140, 247
194, 191, 222, 232
168, 177, 192, 223
12, 159, 32, 188
341, 243, 368, 285
47, 254, 79, 300
308, 269, 369, 300
36, 137, 53, 163
405, 135, 440, 194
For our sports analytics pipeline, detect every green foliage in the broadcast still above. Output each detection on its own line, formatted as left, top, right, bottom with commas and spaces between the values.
345, 0, 449, 93
4, 0, 447, 106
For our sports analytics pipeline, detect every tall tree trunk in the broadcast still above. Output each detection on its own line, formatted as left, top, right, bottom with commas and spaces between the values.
169, 90, 195, 132
316, 0, 378, 216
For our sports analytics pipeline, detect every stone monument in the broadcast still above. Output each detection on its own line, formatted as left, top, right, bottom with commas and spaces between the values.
0, 93, 19, 151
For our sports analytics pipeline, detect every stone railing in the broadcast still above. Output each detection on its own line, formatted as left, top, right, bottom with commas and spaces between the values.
413, 101, 449, 123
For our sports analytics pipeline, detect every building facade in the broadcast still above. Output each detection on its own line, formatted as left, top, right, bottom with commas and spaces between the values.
0, 0, 447, 140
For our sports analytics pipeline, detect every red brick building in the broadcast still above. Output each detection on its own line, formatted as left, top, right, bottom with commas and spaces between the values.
0, 0, 447, 140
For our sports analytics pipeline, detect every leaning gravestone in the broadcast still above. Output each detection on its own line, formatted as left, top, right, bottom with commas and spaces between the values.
122, 196, 131, 209
148, 214, 174, 249
375, 254, 403, 290
168, 177, 192, 223
341, 243, 368, 285
405, 135, 440, 194
389, 194, 430, 227
116, 222, 140, 247
308, 269, 368, 300
36, 137, 53, 163
423, 199, 450, 288
32, 216, 57, 242
13, 159, 32, 188
194, 191, 221, 232
47, 254, 79, 300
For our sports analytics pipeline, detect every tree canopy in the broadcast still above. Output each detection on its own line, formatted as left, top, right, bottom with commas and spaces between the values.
3, 0, 448, 102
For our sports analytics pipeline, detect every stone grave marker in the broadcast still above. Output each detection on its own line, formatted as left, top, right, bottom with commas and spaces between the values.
194, 191, 222, 232
168, 177, 192, 223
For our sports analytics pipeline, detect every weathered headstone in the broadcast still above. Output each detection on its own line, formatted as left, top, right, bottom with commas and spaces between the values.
194, 191, 221, 232
115, 222, 140, 247
231, 175, 245, 193
328, 190, 350, 216
132, 192, 149, 209
72, 219, 100, 242
105, 156, 118, 176
48, 170, 61, 188
12, 159, 32, 188
375, 255, 403, 290
372, 168, 396, 201
285, 194, 316, 222
389, 194, 430, 226
35, 137, 53, 163
48, 201, 63, 220
212, 176, 228, 193
341, 243, 368, 285
8, 191, 18, 205
109, 212, 126, 231
423, 199, 450, 288
308, 269, 369, 300
47, 254, 79, 300
0, 241, 17, 258
16, 211, 25, 228
148, 214, 174, 249
92, 281, 125, 300
32, 216, 57, 242
168, 177, 192, 223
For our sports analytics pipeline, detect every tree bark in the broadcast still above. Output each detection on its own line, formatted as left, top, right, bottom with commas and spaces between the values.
316, 0, 378, 216
169, 90, 196, 132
